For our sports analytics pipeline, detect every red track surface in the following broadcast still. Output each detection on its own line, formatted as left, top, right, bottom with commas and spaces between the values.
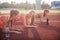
1, 15, 60, 40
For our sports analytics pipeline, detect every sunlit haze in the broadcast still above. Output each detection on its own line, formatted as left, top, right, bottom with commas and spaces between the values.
0, 0, 60, 5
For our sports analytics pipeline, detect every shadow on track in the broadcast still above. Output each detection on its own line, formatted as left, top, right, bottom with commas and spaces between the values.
23, 27, 41, 40
39, 24, 60, 33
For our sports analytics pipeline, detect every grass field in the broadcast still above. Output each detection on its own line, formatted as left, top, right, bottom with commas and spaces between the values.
0, 10, 60, 15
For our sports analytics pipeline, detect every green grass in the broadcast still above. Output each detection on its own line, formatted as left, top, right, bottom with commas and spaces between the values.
0, 10, 60, 15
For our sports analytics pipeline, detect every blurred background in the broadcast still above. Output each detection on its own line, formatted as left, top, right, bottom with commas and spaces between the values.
0, 0, 60, 13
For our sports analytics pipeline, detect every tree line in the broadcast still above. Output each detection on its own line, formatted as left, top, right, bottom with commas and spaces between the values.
0, 1, 50, 10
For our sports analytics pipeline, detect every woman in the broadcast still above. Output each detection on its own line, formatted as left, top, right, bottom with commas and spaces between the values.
30, 11, 35, 25
0, 17, 3, 40
25, 11, 35, 25
35, 13, 41, 25
8, 10, 19, 30
0, 16, 8, 40
42, 9, 49, 25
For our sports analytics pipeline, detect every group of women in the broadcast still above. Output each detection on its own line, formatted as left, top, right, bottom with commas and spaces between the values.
0, 9, 49, 40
